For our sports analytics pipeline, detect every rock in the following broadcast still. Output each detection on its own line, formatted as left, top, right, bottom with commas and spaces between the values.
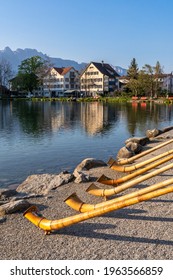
125, 142, 143, 154
162, 126, 173, 133
74, 171, 91, 183
146, 128, 161, 138
17, 174, 55, 195
74, 158, 107, 173
10, 193, 42, 201
125, 137, 149, 146
47, 172, 74, 193
16, 172, 74, 195
0, 199, 30, 214
116, 146, 134, 160
0, 216, 6, 223
0, 188, 18, 198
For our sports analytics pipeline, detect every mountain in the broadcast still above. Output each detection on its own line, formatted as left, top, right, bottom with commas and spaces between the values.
0, 47, 127, 75
0, 47, 87, 74
113, 65, 127, 76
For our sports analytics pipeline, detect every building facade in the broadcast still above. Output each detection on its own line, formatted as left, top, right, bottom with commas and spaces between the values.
80, 62, 120, 96
43, 67, 80, 97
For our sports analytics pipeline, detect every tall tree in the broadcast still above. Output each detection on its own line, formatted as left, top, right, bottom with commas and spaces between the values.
126, 58, 140, 96
0, 58, 13, 87
127, 58, 139, 79
153, 61, 163, 97
16, 56, 51, 93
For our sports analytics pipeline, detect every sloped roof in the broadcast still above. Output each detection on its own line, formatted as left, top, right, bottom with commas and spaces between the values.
94, 62, 120, 77
82, 62, 120, 78
53, 67, 72, 75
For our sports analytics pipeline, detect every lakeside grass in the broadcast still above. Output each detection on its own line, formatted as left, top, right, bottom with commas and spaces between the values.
24, 97, 173, 104
2, 96, 173, 104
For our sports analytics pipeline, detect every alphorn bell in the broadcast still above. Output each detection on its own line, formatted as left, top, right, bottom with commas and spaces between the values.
86, 160, 173, 198
110, 149, 173, 172
24, 186, 173, 234
65, 177, 173, 212
97, 153, 173, 187
108, 138, 173, 166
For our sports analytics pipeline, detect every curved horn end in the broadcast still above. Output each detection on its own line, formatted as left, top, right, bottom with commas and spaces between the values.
107, 157, 116, 166
86, 183, 105, 197
86, 183, 100, 192
97, 174, 110, 183
23, 205, 38, 216
64, 192, 78, 203
64, 192, 84, 211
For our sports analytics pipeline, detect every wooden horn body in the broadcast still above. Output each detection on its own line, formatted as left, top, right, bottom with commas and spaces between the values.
24, 186, 173, 234
108, 138, 173, 166
65, 177, 173, 212
97, 154, 173, 186
87, 161, 173, 197
110, 149, 173, 172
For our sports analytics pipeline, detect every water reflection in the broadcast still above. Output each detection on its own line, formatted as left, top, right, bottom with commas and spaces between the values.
1, 100, 173, 137
0, 99, 173, 188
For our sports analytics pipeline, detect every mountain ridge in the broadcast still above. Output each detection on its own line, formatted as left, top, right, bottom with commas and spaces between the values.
0, 46, 127, 75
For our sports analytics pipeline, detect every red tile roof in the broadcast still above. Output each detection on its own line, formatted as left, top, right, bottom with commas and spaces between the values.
53, 67, 72, 75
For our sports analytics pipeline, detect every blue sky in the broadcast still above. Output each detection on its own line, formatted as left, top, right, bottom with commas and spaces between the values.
1, 0, 173, 72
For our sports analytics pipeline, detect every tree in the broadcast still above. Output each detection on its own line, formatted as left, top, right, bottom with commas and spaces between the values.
16, 56, 51, 93
125, 58, 140, 96
0, 58, 13, 87
153, 61, 163, 97
127, 58, 139, 79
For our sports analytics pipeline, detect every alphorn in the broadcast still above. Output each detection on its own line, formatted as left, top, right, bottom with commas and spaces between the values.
97, 153, 173, 187
86, 161, 173, 197
108, 138, 173, 166
65, 177, 173, 212
110, 149, 173, 172
24, 186, 173, 234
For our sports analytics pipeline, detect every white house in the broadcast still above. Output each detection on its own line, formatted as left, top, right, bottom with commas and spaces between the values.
80, 61, 120, 96
43, 67, 80, 97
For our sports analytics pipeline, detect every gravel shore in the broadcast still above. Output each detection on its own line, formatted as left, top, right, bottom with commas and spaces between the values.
0, 131, 173, 260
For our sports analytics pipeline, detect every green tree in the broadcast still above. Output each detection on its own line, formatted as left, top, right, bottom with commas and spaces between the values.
126, 58, 140, 96
127, 58, 139, 79
153, 61, 163, 97
0, 58, 13, 87
16, 56, 50, 93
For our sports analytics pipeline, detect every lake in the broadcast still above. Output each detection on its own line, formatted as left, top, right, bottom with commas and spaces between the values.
0, 99, 173, 188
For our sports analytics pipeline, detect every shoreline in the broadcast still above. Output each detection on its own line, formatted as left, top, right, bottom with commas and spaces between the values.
0, 129, 173, 260
1, 96, 173, 104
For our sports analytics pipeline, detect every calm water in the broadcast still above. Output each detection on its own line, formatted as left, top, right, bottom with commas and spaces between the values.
0, 99, 173, 188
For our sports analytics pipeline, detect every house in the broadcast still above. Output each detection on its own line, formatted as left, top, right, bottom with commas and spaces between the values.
80, 61, 120, 96
9, 76, 44, 97
43, 67, 80, 97
157, 73, 173, 95
117, 73, 173, 96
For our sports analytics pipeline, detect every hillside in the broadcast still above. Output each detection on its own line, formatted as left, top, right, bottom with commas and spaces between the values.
0, 47, 127, 75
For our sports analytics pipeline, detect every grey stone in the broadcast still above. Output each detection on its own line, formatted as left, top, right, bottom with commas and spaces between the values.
47, 172, 74, 192
125, 137, 149, 146
116, 146, 134, 160
16, 173, 55, 195
162, 126, 173, 133
0, 216, 6, 223
16, 172, 74, 195
74, 158, 107, 173
0, 188, 18, 198
125, 141, 143, 154
74, 171, 91, 183
146, 128, 162, 138
0, 199, 30, 214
